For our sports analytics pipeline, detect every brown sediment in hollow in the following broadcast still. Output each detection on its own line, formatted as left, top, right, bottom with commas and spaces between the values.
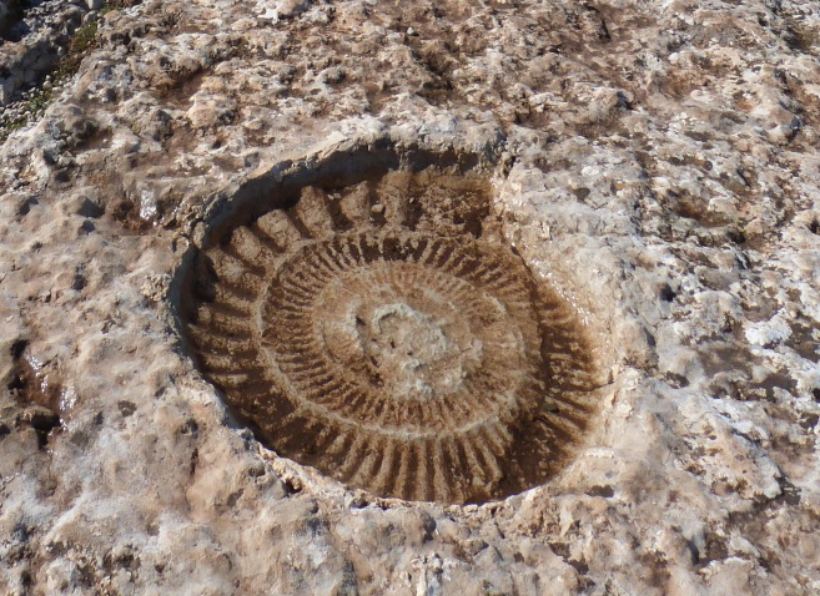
179, 151, 603, 504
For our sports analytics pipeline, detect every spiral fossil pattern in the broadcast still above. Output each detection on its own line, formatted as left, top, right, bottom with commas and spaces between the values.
184, 170, 601, 503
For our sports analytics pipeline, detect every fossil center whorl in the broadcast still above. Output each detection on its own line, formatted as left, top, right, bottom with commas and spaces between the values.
320, 279, 478, 403
350, 300, 467, 400
262, 232, 540, 436
182, 165, 602, 504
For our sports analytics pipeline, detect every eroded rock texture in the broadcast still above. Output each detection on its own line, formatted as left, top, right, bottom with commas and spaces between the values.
0, 0, 818, 594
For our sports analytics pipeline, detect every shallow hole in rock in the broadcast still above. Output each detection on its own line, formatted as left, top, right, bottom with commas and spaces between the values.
659, 283, 676, 302
174, 144, 607, 504
6, 348, 63, 448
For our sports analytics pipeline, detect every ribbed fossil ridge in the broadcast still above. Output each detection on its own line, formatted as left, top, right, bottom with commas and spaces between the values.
184, 170, 600, 503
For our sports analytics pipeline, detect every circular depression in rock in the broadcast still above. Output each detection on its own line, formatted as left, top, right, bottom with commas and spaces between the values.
180, 164, 602, 504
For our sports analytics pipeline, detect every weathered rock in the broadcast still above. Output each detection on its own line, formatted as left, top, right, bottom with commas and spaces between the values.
0, 0, 818, 594
0, 0, 89, 106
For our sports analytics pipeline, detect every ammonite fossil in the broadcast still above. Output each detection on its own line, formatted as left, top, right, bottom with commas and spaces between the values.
183, 168, 601, 504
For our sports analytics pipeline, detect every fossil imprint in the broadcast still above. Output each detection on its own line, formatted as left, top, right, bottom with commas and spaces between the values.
183, 169, 602, 503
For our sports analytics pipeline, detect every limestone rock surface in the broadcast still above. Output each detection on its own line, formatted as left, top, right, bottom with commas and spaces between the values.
0, 0, 818, 594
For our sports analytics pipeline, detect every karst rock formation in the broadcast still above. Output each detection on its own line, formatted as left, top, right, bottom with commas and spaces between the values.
1, 0, 818, 594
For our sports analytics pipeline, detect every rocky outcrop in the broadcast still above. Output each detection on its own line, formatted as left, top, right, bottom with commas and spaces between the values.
0, 0, 94, 106
0, 0, 818, 594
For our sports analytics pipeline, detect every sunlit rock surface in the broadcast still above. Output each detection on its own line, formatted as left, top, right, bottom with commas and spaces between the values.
1, 0, 818, 593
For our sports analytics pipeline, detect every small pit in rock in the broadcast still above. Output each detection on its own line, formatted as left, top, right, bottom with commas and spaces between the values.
177, 146, 604, 504
5, 342, 63, 448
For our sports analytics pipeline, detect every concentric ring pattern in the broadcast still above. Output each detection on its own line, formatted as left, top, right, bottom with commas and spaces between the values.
184, 169, 601, 503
